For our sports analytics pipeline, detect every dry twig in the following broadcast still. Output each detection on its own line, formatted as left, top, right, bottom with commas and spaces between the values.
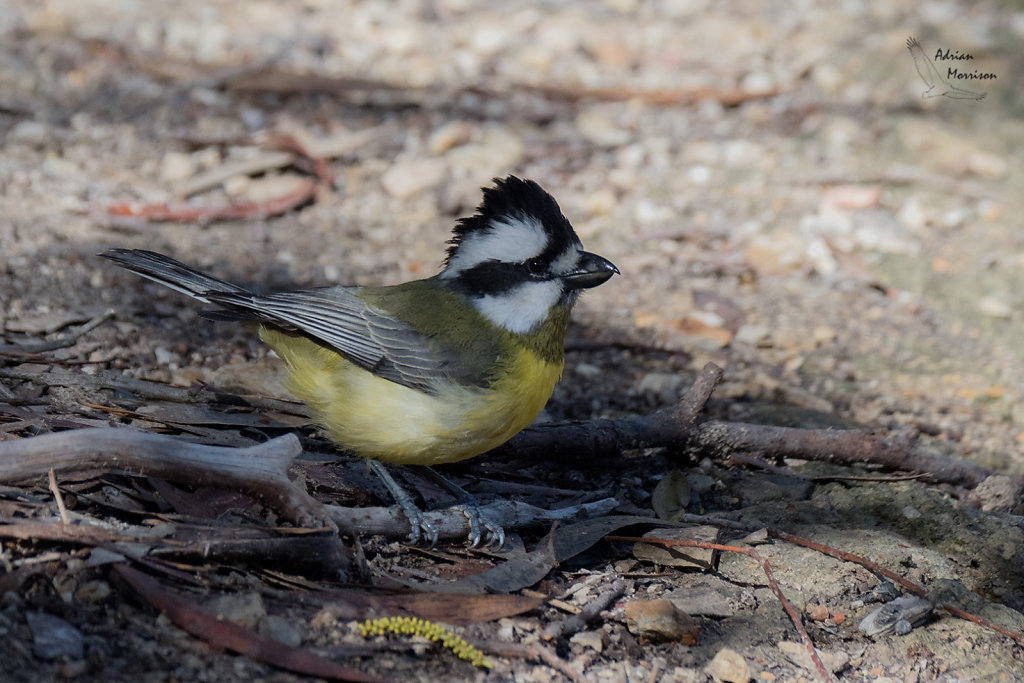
47, 468, 70, 524
329, 498, 618, 543
0, 308, 114, 354
176, 125, 389, 197
543, 579, 628, 640
607, 534, 838, 683
676, 513, 1024, 648
727, 452, 928, 483
520, 82, 780, 107
505, 362, 995, 489
107, 178, 318, 223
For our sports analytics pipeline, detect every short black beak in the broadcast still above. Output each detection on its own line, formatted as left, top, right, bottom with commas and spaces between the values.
562, 251, 619, 290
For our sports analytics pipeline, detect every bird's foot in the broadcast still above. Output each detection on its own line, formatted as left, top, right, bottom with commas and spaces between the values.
421, 466, 504, 548
452, 503, 505, 549
369, 460, 438, 545
397, 499, 439, 546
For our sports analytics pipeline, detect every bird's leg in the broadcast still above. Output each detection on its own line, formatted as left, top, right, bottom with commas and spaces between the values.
423, 466, 505, 549
368, 460, 437, 545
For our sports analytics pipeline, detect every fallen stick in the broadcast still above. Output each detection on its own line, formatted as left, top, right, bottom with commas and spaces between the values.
176, 125, 390, 197
0, 308, 114, 354
107, 177, 317, 222
697, 421, 991, 488
328, 498, 619, 542
543, 579, 628, 639
504, 363, 995, 489
0, 428, 331, 530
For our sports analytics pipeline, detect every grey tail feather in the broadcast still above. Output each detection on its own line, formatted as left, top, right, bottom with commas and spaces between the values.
100, 249, 252, 304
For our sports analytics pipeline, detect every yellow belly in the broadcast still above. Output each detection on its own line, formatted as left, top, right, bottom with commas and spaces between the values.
259, 327, 562, 465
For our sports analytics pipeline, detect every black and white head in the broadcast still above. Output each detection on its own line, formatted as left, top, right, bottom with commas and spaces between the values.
440, 176, 618, 334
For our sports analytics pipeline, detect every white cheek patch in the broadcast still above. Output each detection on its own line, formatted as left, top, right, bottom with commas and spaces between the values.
442, 214, 548, 276
473, 280, 563, 334
551, 247, 581, 276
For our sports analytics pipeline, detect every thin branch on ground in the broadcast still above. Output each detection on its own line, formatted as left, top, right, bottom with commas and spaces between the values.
695, 421, 985, 487
606, 534, 838, 683
0, 308, 114, 354
727, 452, 928, 483
504, 362, 996, 489
47, 468, 70, 524
543, 579, 628, 640
107, 177, 317, 222
176, 125, 390, 197
519, 82, 781, 107
328, 498, 619, 542
674, 513, 1024, 648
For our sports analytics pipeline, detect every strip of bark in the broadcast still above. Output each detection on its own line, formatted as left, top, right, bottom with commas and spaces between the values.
114, 564, 381, 682
107, 178, 317, 222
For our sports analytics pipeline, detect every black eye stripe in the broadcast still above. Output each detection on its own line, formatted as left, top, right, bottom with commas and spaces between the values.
525, 257, 546, 275
454, 260, 531, 296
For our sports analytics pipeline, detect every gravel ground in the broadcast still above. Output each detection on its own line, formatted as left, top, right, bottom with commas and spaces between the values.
1, 1, 1023, 681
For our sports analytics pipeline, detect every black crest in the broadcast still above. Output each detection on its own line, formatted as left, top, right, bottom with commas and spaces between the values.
445, 176, 580, 266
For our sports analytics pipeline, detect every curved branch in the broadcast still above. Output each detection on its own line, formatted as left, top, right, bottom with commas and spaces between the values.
0, 428, 333, 530
502, 362, 996, 489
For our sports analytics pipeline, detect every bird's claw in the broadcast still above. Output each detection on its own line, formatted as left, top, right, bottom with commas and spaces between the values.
400, 504, 439, 546
452, 503, 505, 549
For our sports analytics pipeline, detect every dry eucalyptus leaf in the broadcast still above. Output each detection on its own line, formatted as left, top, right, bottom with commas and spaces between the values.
651, 469, 690, 521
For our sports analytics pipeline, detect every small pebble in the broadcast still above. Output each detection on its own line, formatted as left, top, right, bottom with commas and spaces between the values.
703, 647, 751, 683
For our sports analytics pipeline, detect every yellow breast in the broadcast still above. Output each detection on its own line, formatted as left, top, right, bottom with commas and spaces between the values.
259, 327, 562, 465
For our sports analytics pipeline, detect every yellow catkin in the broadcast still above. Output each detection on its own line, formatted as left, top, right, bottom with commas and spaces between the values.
358, 616, 491, 668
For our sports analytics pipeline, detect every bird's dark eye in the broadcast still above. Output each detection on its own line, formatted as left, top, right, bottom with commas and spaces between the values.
525, 257, 547, 276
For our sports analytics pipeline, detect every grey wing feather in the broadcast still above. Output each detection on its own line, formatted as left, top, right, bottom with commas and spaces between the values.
205, 288, 445, 393
102, 249, 447, 394
101, 249, 248, 302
